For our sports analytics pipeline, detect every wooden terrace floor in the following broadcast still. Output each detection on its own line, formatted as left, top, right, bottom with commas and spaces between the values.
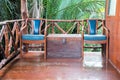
0, 51, 120, 80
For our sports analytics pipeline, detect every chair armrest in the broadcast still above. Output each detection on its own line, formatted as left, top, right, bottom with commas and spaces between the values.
103, 26, 109, 39
101, 19, 109, 39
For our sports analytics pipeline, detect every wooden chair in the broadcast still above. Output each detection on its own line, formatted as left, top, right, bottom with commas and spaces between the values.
83, 19, 109, 63
20, 18, 46, 60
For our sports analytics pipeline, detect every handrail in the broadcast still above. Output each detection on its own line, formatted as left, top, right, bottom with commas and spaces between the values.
0, 19, 24, 25
0, 19, 24, 69
47, 19, 84, 22
45, 19, 85, 34
27, 18, 105, 22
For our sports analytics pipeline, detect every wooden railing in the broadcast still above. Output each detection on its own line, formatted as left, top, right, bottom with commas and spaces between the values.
0, 19, 25, 69
45, 19, 84, 35
45, 19, 105, 35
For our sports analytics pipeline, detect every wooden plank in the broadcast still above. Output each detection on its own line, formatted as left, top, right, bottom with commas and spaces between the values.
1, 52, 120, 80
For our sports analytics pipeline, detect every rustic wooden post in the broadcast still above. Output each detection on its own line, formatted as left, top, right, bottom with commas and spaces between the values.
21, 0, 29, 52
21, 0, 28, 34
21, 0, 28, 19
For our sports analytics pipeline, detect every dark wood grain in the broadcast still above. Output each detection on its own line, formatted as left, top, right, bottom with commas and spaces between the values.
0, 51, 120, 80
47, 34, 83, 58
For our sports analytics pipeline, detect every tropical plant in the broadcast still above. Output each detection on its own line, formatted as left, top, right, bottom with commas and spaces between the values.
0, 0, 21, 21
46, 0, 105, 19
0, 0, 105, 20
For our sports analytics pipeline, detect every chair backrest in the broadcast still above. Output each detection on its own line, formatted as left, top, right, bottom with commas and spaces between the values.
88, 20, 96, 35
33, 20, 41, 35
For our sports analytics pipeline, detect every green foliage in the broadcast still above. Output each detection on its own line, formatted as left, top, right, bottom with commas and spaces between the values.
0, 0, 105, 20
0, 0, 21, 21
46, 0, 105, 19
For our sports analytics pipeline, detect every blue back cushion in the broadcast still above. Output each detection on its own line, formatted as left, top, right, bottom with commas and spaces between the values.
33, 20, 41, 34
89, 20, 96, 35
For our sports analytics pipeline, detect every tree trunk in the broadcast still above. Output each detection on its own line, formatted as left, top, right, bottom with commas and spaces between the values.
21, 0, 28, 19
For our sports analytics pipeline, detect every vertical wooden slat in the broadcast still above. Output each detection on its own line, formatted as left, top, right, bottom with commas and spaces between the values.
52, 22, 55, 34
81, 20, 84, 61
15, 22, 19, 47
4, 25, 9, 57
77, 22, 80, 34
0, 25, 5, 42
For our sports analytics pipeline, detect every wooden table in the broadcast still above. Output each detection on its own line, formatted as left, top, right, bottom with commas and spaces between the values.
47, 34, 83, 59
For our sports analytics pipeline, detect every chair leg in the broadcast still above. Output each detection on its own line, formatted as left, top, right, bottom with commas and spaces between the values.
82, 41, 84, 61
20, 39, 23, 58
101, 44, 104, 57
106, 42, 108, 63
23, 44, 28, 52
44, 41, 47, 61
102, 44, 106, 57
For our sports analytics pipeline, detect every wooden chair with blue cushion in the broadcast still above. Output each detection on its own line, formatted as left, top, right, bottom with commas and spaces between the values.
20, 18, 46, 60
83, 19, 109, 63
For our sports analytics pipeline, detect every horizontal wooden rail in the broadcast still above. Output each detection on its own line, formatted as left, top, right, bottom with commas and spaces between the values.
0, 19, 24, 25
47, 19, 84, 22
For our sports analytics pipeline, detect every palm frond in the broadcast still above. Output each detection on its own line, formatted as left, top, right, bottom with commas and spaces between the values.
46, 0, 105, 19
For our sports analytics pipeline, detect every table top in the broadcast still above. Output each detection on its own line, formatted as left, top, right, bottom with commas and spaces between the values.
47, 34, 82, 38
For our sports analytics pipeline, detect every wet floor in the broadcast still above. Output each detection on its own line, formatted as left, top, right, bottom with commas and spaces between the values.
0, 51, 120, 80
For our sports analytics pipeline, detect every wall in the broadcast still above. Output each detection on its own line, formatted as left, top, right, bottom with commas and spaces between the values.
106, 0, 120, 72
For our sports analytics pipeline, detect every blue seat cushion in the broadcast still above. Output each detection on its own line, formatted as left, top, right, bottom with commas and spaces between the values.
22, 34, 44, 40
84, 34, 107, 41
